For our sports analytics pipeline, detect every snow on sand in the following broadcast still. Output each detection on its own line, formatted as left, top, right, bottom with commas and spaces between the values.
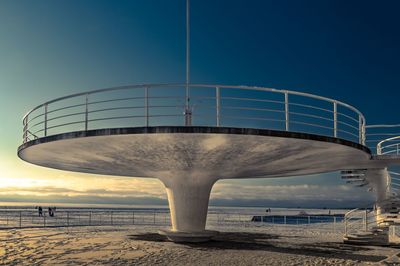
1, 225, 399, 265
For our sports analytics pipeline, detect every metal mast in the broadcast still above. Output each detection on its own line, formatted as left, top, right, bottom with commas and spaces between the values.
184, 0, 192, 126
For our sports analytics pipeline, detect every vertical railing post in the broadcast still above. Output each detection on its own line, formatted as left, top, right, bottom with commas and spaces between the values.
67, 212, 70, 227
23, 115, 28, 143
89, 211, 92, 226
358, 115, 363, 145
111, 211, 113, 225
284, 215, 286, 225
364, 209, 368, 232
333, 216, 336, 233
132, 211, 135, 225
284, 92, 289, 131
216, 86, 220, 127
333, 101, 337, 138
44, 104, 48, 137
19, 211, 22, 228
145, 87, 149, 127
85, 93, 89, 131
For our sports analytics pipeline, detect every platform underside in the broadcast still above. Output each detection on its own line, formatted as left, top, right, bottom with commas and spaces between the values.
18, 127, 373, 179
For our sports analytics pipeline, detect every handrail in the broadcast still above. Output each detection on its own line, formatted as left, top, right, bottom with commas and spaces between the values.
377, 136, 400, 155
364, 125, 400, 155
21, 84, 367, 145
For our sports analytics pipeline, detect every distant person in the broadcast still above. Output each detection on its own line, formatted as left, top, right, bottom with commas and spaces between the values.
48, 207, 54, 217
38, 206, 43, 217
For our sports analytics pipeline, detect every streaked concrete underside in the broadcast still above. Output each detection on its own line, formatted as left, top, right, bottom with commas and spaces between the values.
18, 126, 376, 242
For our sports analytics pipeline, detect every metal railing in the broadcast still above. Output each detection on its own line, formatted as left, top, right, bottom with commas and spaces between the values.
377, 136, 400, 155
0, 209, 345, 233
365, 125, 400, 155
21, 84, 366, 145
344, 208, 371, 237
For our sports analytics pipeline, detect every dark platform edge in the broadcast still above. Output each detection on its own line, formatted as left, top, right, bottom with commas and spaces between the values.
18, 126, 371, 157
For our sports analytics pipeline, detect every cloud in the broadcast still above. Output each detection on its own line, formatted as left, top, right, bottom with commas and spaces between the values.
0, 176, 374, 208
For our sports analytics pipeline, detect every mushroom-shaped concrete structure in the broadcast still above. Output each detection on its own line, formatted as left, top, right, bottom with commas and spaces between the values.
18, 84, 398, 242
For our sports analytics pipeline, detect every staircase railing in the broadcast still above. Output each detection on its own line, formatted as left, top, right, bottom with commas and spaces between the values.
344, 208, 370, 237
365, 125, 400, 155
377, 136, 400, 155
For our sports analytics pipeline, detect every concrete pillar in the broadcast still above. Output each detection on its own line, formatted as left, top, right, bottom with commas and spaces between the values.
158, 175, 218, 242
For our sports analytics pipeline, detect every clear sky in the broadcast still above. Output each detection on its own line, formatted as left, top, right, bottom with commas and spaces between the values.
1, 0, 399, 208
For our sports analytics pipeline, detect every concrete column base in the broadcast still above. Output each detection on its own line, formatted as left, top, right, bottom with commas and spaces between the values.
159, 175, 218, 242
158, 229, 219, 243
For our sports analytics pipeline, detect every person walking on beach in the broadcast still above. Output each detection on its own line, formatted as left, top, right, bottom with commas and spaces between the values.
38, 206, 43, 217
48, 207, 53, 217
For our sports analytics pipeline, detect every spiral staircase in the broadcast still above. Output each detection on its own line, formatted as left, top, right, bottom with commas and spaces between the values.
343, 132, 400, 246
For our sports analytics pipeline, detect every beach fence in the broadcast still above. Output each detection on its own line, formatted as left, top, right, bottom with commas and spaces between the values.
0, 210, 171, 229
213, 212, 346, 233
0, 209, 345, 233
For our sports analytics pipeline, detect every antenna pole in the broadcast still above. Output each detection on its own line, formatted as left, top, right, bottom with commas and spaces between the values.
184, 0, 192, 126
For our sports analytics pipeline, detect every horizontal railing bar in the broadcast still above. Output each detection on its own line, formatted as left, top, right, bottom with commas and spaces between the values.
87, 114, 182, 123
88, 106, 145, 114
337, 129, 359, 139
46, 103, 87, 115
337, 112, 359, 124
31, 128, 44, 135
46, 111, 87, 123
221, 115, 286, 123
337, 120, 359, 131
220, 96, 285, 105
88, 96, 146, 106
382, 149, 399, 155
26, 112, 45, 125
389, 171, 400, 176
365, 124, 400, 128
29, 120, 46, 129
288, 102, 333, 114
365, 133, 400, 137
381, 143, 400, 149
46, 121, 85, 130
288, 111, 333, 122
221, 106, 285, 113
290, 120, 333, 131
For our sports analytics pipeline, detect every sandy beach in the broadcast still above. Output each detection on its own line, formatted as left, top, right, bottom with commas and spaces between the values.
1, 224, 400, 265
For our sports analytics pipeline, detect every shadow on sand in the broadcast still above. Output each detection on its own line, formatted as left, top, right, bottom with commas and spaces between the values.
128, 231, 388, 262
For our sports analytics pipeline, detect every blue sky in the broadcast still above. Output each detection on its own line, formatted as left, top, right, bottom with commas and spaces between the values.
0, 0, 399, 207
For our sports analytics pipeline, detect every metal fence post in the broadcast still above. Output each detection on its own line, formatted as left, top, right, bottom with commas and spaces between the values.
19, 211, 22, 228
111, 211, 113, 225
43, 215, 46, 227
364, 209, 368, 232
284, 92, 289, 131
333, 101, 337, 138
333, 216, 336, 233
359, 115, 363, 144
145, 87, 149, 127
216, 86, 220, 126
67, 212, 70, 227
23, 115, 28, 143
44, 104, 48, 137
284, 215, 286, 225
85, 94, 89, 131
89, 211, 92, 226
132, 211, 135, 225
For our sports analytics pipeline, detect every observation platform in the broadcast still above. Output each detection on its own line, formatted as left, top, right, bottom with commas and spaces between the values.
17, 84, 400, 242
